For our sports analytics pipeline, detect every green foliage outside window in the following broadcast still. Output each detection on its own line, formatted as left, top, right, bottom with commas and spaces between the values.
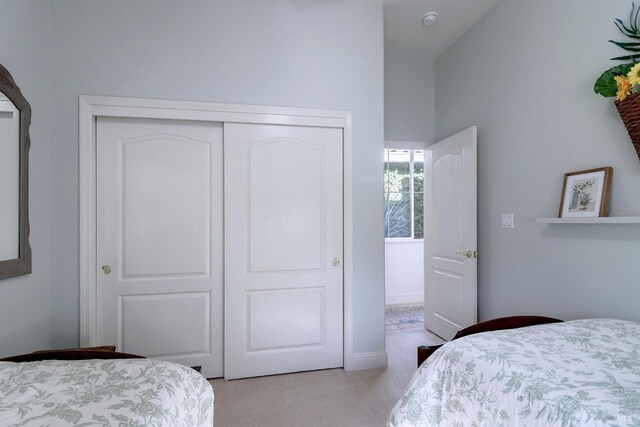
384, 149, 424, 239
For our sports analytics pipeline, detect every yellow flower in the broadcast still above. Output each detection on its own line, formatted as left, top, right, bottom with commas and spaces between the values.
627, 63, 640, 86
615, 75, 632, 101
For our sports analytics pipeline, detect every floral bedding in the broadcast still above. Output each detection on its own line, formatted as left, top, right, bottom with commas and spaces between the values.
388, 319, 640, 426
0, 358, 214, 427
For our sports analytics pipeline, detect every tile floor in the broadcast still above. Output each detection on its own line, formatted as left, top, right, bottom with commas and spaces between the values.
385, 303, 424, 331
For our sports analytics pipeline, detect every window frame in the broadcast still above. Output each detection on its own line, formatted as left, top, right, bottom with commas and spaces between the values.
384, 143, 426, 242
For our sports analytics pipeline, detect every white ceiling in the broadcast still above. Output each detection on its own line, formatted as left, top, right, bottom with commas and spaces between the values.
383, 0, 501, 59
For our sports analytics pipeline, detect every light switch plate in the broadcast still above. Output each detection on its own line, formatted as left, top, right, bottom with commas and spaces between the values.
502, 214, 515, 229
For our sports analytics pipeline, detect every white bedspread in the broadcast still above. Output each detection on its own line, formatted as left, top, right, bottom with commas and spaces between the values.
388, 318, 640, 426
0, 358, 214, 426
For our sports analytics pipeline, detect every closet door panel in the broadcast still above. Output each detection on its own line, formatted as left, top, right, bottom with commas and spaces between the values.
224, 123, 343, 380
96, 117, 223, 378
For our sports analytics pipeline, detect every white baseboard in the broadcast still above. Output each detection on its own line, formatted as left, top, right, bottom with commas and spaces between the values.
385, 293, 423, 305
347, 351, 388, 371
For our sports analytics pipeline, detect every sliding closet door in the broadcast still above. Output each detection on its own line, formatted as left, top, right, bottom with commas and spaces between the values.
224, 123, 343, 380
96, 117, 223, 378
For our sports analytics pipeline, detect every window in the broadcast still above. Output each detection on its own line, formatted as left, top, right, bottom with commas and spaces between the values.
384, 148, 424, 239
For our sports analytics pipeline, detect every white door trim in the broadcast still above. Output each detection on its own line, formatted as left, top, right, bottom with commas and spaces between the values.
79, 95, 356, 370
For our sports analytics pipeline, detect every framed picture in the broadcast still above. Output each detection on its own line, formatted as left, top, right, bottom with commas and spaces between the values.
558, 167, 613, 218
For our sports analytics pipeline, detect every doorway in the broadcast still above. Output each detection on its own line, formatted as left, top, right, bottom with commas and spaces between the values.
383, 143, 426, 330
384, 128, 478, 340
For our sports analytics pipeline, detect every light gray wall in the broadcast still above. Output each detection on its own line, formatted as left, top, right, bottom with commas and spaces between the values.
383, 53, 434, 308
385, 52, 435, 142
0, 1, 51, 357
385, 241, 423, 305
435, 0, 640, 322
48, 0, 385, 354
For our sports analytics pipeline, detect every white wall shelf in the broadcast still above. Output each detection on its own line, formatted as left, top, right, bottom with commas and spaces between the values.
536, 217, 640, 224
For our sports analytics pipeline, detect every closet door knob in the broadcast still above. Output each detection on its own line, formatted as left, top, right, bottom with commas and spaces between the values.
101, 265, 112, 274
331, 258, 341, 267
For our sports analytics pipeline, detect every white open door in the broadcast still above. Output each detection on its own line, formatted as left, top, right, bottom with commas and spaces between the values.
96, 117, 224, 378
424, 126, 477, 341
224, 122, 343, 380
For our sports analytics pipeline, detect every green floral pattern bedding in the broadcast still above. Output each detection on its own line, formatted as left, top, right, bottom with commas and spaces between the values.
388, 319, 640, 427
0, 358, 214, 427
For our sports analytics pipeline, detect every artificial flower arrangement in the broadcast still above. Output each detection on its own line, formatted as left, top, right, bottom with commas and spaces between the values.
594, 2, 640, 160
594, 3, 640, 100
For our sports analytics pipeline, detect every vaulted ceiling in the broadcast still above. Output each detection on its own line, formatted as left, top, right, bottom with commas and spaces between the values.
383, 0, 501, 59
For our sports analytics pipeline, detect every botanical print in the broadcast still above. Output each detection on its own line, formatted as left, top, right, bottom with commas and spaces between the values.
559, 167, 611, 218
0, 359, 213, 427
388, 319, 640, 427
568, 177, 599, 213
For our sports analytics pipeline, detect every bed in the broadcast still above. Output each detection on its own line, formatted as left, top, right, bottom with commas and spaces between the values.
0, 350, 214, 426
388, 318, 640, 426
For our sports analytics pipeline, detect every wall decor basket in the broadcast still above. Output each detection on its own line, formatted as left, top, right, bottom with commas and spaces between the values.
615, 92, 640, 161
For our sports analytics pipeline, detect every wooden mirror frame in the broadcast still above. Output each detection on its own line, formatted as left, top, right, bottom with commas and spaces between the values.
0, 64, 31, 280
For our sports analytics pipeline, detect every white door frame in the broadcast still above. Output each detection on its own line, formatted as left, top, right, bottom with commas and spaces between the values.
78, 95, 356, 370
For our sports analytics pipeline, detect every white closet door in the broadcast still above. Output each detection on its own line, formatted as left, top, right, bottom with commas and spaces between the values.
96, 117, 223, 378
224, 123, 343, 380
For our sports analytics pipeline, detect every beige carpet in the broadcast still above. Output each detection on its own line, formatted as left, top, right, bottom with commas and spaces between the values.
210, 327, 443, 427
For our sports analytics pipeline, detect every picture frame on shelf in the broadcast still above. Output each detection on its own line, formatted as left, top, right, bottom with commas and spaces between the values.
558, 167, 612, 218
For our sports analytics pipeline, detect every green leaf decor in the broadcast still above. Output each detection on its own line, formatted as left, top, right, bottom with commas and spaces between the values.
594, 63, 635, 97
595, 2, 640, 98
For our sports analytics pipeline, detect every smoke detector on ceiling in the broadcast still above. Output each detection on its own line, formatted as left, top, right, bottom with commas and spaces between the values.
422, 11, 438, 27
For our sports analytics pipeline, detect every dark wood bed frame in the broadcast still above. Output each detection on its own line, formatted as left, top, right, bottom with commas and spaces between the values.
0, 348, 145, 363
417, 315, 563, 367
